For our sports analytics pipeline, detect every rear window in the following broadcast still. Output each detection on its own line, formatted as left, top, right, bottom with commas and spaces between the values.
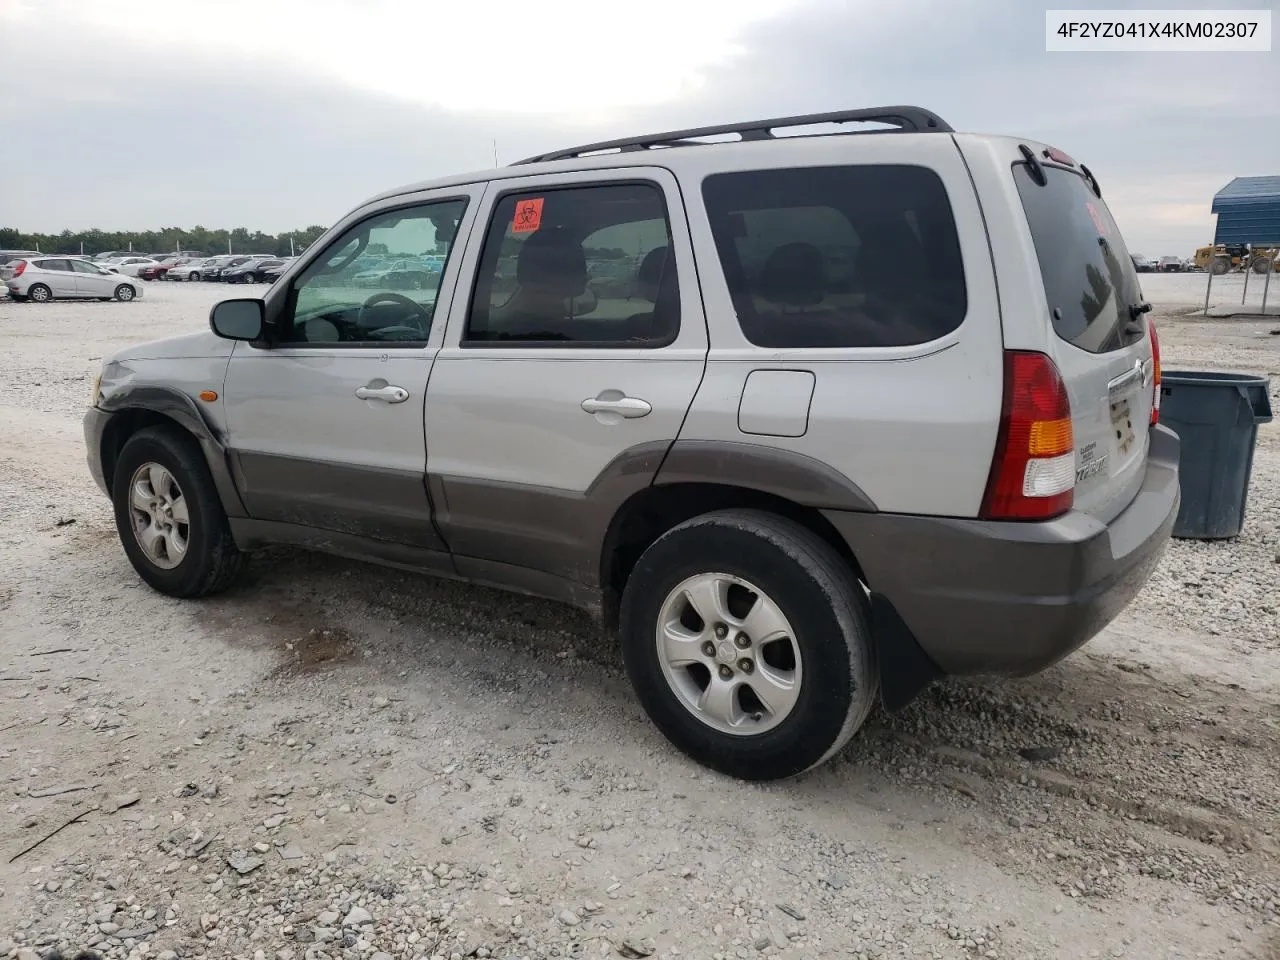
701, 165, 968, 348
1014, 163, 1145, 354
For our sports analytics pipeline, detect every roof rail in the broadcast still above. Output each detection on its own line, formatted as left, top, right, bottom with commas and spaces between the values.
511, 105, 952, 165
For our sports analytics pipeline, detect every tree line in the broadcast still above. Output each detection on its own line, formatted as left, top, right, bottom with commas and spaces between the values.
0, 224, 332, 258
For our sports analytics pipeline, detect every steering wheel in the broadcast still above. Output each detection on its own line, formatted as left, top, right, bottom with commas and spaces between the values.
358, 291, 431, 339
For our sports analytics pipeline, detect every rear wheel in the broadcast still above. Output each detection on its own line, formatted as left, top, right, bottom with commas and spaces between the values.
114, 284, 135, 302
619, 509, 877, 781
112, 426, 246, 597
189, 271, 200, 281
1211, 257, 1230, 276
28, 283, 52, 303
1252, 256, 1272, 275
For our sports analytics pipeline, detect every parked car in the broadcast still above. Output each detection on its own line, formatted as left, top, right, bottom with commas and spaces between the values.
137, 256, 183, 280
1130, 253, 1156, 272
0, 249, 42, 267
202, 256, 254, 281
83, 104, 1176, 782
101, 256, 158, 277
221, 256, 284, 283
1157, 255, 1183, 272
260, 257, 296, 283
165, 258, 208, 281
4, 256, 143, 302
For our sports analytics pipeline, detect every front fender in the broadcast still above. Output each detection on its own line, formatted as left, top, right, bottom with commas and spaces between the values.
94, 382, 248, 518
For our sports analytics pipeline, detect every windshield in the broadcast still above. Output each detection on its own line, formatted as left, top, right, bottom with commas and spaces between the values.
1014, 163, 1145, 354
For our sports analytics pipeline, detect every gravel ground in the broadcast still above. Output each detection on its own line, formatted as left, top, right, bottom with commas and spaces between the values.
0, 277, 1277, 960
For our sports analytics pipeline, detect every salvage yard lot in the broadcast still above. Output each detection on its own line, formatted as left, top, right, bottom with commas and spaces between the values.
0, 277, 1277, 960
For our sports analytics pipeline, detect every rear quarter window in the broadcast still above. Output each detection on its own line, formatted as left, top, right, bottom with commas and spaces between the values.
1014, 163, 1145, 354
701, 165, 968, 348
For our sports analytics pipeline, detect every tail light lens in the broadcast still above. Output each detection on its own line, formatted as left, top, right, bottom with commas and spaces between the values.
980, 350, 1075, 521
1148, 319, 1161, 426
13, 260, 26, 277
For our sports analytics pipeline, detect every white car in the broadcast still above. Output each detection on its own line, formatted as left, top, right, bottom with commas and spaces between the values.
166, 258, 208, 280
3, 256, 145, 302
108, 256, 160, 277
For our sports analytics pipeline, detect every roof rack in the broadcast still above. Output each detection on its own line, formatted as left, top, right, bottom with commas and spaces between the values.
511, 105, 952, 165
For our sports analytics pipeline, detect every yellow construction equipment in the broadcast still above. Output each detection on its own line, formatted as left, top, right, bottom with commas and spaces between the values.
1195, 243, 1280, 274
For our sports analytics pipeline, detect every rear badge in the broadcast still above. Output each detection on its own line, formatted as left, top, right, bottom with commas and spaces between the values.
1076, 442, 1108, 483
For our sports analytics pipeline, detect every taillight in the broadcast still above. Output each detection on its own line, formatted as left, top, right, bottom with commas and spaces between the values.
1148, 319, 1161, 426
980, 350, 1075, 521
13, 260, 26, 277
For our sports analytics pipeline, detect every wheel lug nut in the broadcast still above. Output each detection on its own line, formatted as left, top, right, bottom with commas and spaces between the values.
714, 623, 728, 639
734, 632, 750, 649
701, 641, 716, 657
738, 658, 754, 673
718, 665, 733, 680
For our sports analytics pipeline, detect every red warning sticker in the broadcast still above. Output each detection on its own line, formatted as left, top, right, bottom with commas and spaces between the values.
512, 198, 544, 233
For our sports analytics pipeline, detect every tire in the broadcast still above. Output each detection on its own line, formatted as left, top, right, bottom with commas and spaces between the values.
28, 283, 52, 303
112, 426, 246, 598
189, 271, 200, 281
619, 508, 877, 781
1252, 256, 1272, 275
114, 284, 135, 302
1211, 257, 1230, 276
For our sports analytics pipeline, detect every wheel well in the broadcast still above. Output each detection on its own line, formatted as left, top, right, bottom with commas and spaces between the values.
99, 409, 189, 495
599, 482, 866, 634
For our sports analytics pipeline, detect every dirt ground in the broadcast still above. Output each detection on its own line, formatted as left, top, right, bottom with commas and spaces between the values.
0, 275, 1277, 960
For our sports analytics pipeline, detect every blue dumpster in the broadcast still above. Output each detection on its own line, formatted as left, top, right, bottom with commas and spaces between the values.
1158, 371, 1273, 540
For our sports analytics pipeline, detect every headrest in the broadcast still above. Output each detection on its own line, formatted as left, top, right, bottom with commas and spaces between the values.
635, 245, 670, 300
516, 227, 587, 300
758, 242, 828, 308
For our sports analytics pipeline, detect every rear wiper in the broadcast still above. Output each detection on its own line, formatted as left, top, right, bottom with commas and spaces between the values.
1125, 300, 1152, 334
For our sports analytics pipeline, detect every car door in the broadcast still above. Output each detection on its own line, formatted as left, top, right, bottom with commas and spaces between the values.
36, 259, 78, 297
221, 187, 482, 558
425, 167, 708, 589
69, 258, 116, 296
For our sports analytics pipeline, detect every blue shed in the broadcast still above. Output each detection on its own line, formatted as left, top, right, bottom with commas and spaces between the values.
1211, 176, 1280, 245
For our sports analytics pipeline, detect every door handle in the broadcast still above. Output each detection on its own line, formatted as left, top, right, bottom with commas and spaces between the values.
581, 395, 652, 418
355, 384, 409, 403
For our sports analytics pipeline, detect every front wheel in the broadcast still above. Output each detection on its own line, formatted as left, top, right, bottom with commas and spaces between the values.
111, 427, 246, 597
114, 284, 135, 302
189, 271, 200, 281
619, 509, 877, 781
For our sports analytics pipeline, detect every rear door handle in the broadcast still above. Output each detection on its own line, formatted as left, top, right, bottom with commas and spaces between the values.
355, 384, 409, 403
581, 395, 652, 418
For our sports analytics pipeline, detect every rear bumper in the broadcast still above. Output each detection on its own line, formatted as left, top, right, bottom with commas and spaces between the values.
824, 424, 1180, 678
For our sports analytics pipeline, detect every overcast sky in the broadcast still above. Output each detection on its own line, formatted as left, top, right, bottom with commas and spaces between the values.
1, 0, 1276, 256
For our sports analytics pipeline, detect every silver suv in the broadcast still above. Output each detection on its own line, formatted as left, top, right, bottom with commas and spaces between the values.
83, 106, 1180, 780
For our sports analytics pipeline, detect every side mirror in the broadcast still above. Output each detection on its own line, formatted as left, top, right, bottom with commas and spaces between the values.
210, 298, 265, 341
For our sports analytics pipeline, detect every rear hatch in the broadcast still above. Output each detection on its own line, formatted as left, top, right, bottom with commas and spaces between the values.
1013, 159, 1155, 523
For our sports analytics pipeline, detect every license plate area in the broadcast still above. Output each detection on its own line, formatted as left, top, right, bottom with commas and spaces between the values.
1109, 384, 1140, 466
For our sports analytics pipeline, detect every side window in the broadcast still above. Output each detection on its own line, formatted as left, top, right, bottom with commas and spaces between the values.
281, 198, 468, 345
701, 165, 968, 349
71, 260, 101, 275
465, 181, 679, 347
40, 259, 70, 272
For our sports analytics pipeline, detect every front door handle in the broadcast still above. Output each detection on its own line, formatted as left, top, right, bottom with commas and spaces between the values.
581, 395, 652, 418
355, 383, 409, 403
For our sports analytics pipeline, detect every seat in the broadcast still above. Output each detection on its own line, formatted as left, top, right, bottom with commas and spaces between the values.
491, 229, 586, 337
625, 245, 680, 341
